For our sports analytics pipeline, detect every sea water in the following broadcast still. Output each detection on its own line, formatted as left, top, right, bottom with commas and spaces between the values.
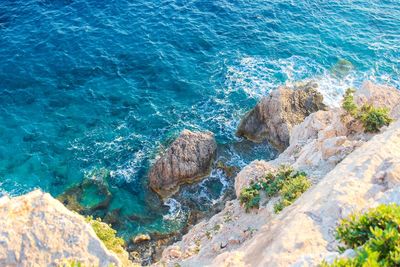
0, 0, 399, 238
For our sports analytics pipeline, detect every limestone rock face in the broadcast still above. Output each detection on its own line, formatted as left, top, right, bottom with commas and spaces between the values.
355, 81, 400, 119
278, 108, 365, 180
149, 130, 217, 199
0, 190, 121, 267
236, 82, 327, 151
211, 119, 400, 267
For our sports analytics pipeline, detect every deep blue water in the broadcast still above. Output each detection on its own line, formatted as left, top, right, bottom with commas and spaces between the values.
0, 0, 399, 238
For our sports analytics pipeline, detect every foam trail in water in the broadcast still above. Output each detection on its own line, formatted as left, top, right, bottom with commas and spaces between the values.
163, 198, 183, 221
223, 55, 397, 107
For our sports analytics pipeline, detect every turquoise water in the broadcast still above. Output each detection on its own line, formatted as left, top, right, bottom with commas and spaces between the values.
0, 0, 399, 238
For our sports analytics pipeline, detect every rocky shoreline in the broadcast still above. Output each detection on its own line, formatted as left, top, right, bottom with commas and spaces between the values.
154, 81, 400, 266
1, 80, 399, 267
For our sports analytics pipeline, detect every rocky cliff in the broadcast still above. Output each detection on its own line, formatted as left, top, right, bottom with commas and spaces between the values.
156, 81, 400, 267
1, 81, 399, 267
0, 190, 122, 267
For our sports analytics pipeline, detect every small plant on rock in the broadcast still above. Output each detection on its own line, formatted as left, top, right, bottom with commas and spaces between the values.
322, 204, 400, 266
341, 88, 393, 133
273, 174, 311, 213
85, 216, 133, 266
239, 165, 310, 213
359, 104, 392, 133
239, 186, 260, 211
342, 88, 358, 116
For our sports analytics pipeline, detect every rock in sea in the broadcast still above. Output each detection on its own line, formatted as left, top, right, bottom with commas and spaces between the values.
149, 130, 217, 199
236, 81, 327, 151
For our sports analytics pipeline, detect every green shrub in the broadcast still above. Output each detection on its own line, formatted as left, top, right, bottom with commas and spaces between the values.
239, 166, 310, 213
323, 204, 400, 267
85, 216, 133, 266
273, 174, 311, 213
342, 88, 358, 116
337, 204, 400, 248
239, 186, 260, 211
359, 104, 393, 133
341, 88, 393, 133
57, 260, 84, 267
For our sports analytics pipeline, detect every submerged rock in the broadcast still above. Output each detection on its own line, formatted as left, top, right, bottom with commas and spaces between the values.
0, 190, 121, 267
57, 173, 112, 214
149, 130, 217, 199
236, 82, 327, 151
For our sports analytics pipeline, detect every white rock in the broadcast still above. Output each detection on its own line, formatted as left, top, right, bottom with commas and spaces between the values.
0, 190, 121, 267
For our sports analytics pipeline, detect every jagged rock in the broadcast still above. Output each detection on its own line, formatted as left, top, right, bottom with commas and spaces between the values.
133, 234, 151, 244
149, 130, 217, 199
236, 82, 327, 151
208, 120, 400, 267
156, 82, 400, 267
0, 190, 121, 267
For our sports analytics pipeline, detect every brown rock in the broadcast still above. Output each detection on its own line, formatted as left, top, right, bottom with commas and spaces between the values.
133, 234, 151, 244
236, 82, 327, 151
149, 130, 217, 198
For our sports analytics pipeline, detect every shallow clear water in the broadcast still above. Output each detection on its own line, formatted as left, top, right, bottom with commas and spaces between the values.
0, 0, 399, 238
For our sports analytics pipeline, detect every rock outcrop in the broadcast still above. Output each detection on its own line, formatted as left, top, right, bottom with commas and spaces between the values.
157, 82, 400, 267
149, 130, 217, 199
0, 190, 121, 267
236, 82, 327, 151
355, 80, 400, 119
211, 119, 400, 267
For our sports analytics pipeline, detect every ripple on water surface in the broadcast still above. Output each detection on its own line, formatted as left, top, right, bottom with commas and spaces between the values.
0, 0, 399, 238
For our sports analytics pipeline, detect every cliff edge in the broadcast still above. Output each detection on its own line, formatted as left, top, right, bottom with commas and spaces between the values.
0, 190, 122, 267
157, 81, 400, 267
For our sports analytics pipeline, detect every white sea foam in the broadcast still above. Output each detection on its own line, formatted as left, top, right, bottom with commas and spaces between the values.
163, 198, 183, 221
223, 55, 399, 108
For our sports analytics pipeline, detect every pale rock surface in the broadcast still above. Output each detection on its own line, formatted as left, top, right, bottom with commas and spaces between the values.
234, 160, 274, 197
149, 130, 217, 199
275, 108, 366, 182
210, 119, 400, 267
355, 81, 400, 119
236, 81, 326, 151
0, 190, 121, 267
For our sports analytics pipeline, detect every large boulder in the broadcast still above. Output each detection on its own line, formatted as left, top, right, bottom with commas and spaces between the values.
0, 190, 121, 267
149, 130, 217, 199
236, 82, 327, 151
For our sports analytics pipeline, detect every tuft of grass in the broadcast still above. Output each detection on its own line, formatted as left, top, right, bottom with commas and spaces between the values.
323, 204, 400, 266
342, 88, 358, 116
85, 216, 133, 266
359, 104, 393, 133
239, 166, 310, 213
273, 174, 311, 213
341, 88, 393, 133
